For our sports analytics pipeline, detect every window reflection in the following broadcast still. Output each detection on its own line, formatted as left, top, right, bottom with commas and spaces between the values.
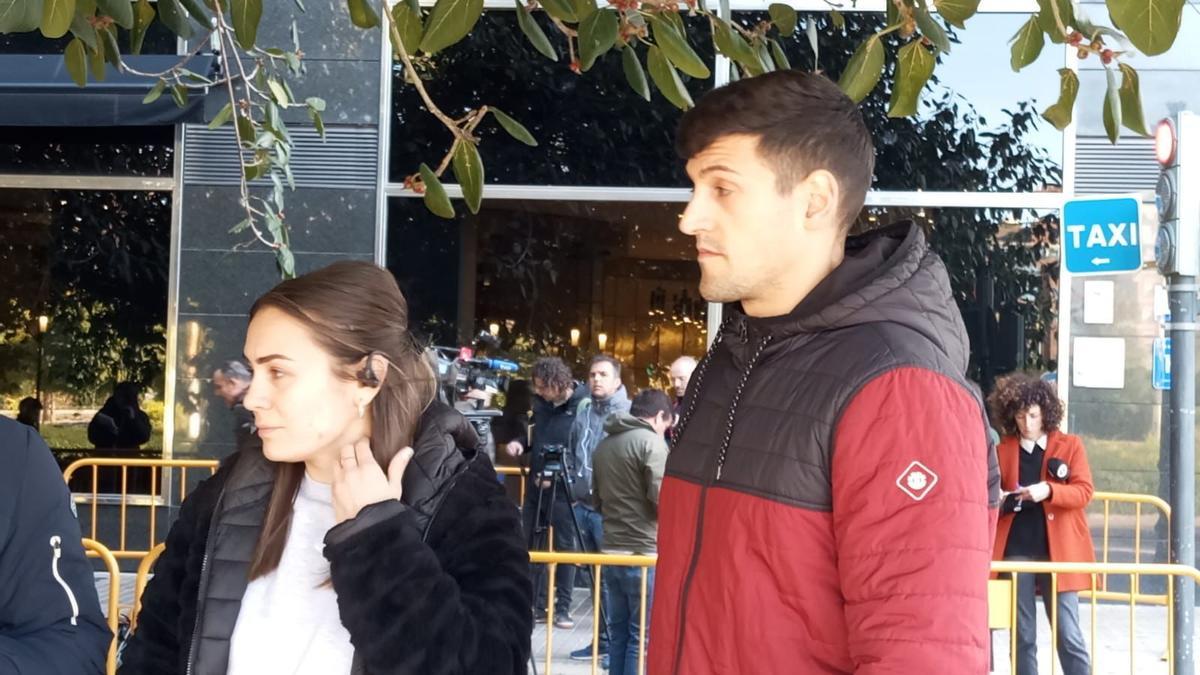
0, 189, 170, 459
387, 198, 707, 390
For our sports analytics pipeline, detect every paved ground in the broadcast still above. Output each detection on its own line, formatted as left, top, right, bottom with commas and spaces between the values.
98, 578, 1197, 675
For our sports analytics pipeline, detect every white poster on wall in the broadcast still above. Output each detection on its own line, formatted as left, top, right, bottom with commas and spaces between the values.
1073, 337, 1126, 389
1083, 281, 1115, 324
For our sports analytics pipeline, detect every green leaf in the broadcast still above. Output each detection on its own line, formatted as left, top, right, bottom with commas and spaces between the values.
515, 0, 555, 61
932, 0, 978, 28
228, 219, 252, 234
888, 40, 934, 117
0, 0, 39, 32
572, 0, 595, 21
1008, 15, 1043, 71
305, 96, 326, 112
646, 43, 692, 111
143, 78, 166, 103
208, 102, 234, 129
1106, 0, 1184, 56
830, 9, 844, 30
769, 38, 790, 70
885, 0, 901, 28
756, 40, 774, 72
41, 0, 75, 38
650, 15, 709, 79
346, 0, 379, 28
267, 78, 289, 105
69, 12, 99, 52
179, 0, 210, 23
419, 163, 455, 219
837, 35, 884, 103
309, 108, 326, 138
1102, 67, 1121, 143
231, 0, 262, 50
1041, 67, 1078, 130
87, 40, 105, 81
713, 18, 763, 76
490, 107, 537, 146
768, 2, 796, 36
170, 83, 188, 107
95, 0, 131, 27
100, 24, 120, 66
1035, 0, 1072, 43
538, 0, 577, 23
418, 0, 484, 54
1117, 62, 1148, 137
577, 9, 617, 71
157, 0, 192, 38
391, 2, 424, 55
235, 113, 256, 146
131, 0, 154, 54
276, 245, 296, 279
913, 4, 950, 54
64, 37, 87, 86
452, 141, 484, 215
621, 44, 650, 101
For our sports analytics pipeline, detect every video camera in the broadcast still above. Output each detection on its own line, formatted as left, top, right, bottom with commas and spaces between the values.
430, 332, 520, 410
540, 443, 568, 479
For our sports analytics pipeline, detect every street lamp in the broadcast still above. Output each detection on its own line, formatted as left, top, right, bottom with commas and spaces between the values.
35, 315, 49, 419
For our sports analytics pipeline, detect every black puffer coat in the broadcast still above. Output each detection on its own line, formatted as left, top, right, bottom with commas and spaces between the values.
119, 401, 532, 675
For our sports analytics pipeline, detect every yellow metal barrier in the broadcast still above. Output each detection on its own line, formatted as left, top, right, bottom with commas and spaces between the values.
82, 538, 120, 675
1086, 492, 1173, 606
132, 543, 167, 631
63, 458, 219, 560
495, 465, 528, 505
528, 551, 657, 675
990, 560, 1200, 675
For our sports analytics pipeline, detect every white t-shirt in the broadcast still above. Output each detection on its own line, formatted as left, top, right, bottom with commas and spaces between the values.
228, 474, 354, 675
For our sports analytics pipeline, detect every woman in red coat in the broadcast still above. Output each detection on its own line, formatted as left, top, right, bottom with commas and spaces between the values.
989, 374, 1094, 675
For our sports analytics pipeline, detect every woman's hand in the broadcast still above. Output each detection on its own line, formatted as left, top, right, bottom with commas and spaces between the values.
332, 438, 414, 524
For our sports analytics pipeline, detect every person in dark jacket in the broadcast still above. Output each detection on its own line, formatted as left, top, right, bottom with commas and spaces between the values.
0, 416, 111, 674
212, 360, 260, 460
591, 390, 671, 675
17, 396, 43, 430
88, 382, 153, 451
504, 356, 588, 629
650, 71, 999, 674
120, 261, 531, 675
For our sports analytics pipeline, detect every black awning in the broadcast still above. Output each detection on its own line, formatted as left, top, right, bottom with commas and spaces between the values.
0, 54, 217, 127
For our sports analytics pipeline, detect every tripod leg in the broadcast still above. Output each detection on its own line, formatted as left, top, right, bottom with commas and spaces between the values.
558, 473, 611, 647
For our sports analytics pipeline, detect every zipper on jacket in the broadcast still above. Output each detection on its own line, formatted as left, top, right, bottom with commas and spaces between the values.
669, 334, 771, 675
186, 486, 227, 675
49, 536, 80, 626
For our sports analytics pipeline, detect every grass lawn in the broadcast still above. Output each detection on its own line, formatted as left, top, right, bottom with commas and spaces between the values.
39, 423, 164, 451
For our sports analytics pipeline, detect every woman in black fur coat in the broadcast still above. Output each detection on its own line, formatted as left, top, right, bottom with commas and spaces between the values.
120, 261, 532, 675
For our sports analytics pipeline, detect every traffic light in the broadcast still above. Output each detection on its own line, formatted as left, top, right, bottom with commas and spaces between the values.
1155, 112, 1199, 277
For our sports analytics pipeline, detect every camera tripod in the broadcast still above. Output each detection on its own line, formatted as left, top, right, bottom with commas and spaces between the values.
525, 454, 610, 674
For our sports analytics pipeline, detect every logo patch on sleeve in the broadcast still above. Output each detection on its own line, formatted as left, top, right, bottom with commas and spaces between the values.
896, 461, 939, 501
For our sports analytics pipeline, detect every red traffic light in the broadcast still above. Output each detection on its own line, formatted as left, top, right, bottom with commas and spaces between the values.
1156, 118, 1177, 166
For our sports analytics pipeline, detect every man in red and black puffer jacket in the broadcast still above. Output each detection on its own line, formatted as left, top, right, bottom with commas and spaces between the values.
648, 71, 1001, 675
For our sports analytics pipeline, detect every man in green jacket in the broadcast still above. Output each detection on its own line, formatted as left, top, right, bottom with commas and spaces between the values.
592, 389, 672, 675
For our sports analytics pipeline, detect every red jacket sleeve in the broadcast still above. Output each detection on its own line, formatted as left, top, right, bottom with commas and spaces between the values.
832, 367, 993, 674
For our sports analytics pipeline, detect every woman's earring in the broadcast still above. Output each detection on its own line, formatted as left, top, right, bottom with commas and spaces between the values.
357, 401, 365, 419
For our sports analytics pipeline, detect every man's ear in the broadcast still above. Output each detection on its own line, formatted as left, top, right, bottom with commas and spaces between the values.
797, 169, 841, 232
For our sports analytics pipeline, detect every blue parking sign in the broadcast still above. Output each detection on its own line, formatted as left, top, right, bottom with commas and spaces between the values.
1153, 337, 1171, 391
1062, 195, 1142, 275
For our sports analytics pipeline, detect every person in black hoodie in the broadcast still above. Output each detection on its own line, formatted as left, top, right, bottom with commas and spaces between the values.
120, 261, 531, 675
0, 415, 111, 674
87, 382, 153, 451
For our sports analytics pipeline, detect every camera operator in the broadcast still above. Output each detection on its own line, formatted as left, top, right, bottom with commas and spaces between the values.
505, 357, 588, 629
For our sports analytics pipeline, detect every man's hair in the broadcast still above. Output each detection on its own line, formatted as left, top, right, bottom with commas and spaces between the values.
532, 357, 573, 391
215, 360, 252, 383
677, 70, 875, 230
671, 355, 698, 370
987, 373, 1064, 437
590, 353, 622, 378
630, 389, 673, 421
